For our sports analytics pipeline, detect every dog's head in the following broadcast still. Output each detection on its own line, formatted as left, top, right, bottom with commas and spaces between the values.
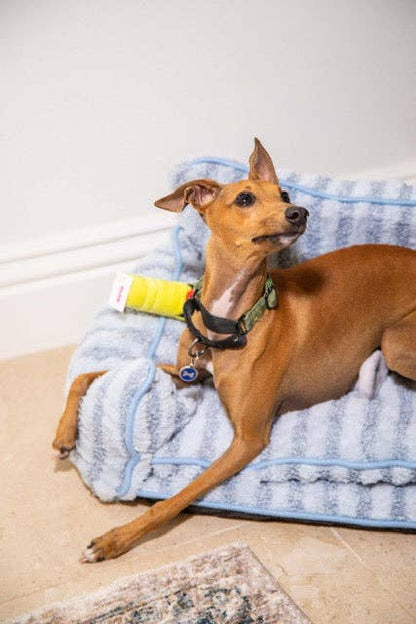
155, 139, 308, 259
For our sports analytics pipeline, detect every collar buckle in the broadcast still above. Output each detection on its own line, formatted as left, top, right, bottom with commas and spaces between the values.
237, 317, 248, 335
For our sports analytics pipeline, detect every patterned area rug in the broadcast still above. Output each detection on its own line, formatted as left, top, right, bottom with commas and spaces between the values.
10, 543, 311, 623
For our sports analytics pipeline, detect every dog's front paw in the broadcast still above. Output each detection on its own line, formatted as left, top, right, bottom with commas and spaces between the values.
80, 528, 129, 563
52, 418, 77, 458
52, 437, 76, 459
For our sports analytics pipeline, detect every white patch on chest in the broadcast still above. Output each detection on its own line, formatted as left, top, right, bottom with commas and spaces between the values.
210, 284, 235, 317
210, 271, 247, 318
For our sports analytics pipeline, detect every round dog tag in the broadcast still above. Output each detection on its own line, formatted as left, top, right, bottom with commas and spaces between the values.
179, 365, 198, 383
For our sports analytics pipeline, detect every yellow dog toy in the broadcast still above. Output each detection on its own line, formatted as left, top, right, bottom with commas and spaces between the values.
108, 273, 193, 320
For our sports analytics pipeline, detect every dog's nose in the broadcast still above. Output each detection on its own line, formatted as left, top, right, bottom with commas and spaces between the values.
285, 206, 309, 226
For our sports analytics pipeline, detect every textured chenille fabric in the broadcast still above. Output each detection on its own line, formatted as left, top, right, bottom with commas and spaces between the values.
68, 158, 416, 529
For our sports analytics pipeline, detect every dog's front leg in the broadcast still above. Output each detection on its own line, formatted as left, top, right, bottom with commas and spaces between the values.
53, 371, 107, 458
81, 414, 272, 562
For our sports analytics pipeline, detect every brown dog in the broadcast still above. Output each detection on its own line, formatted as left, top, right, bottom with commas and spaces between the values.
53, 139, 416, 562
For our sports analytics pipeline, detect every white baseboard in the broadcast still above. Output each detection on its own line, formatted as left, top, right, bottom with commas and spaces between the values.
0, 213, 177, 360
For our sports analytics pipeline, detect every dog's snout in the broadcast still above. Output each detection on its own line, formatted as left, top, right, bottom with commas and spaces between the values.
285, 206, 309, 226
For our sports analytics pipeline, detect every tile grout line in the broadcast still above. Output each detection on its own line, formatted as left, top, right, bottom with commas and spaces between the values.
330, 528, 416, 623
133, 521, 248, 555
0, 578, 79, 609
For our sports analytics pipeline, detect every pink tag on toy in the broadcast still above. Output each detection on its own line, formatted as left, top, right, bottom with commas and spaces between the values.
108, 273, 133, 312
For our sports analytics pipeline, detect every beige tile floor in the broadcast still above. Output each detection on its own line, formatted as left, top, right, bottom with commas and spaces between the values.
1, 345, 415, 624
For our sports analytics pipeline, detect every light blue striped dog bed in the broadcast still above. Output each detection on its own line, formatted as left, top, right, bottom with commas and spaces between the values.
68, 158, 416, 530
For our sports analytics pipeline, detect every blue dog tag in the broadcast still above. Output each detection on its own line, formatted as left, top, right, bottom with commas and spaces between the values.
179, 365, 198, 383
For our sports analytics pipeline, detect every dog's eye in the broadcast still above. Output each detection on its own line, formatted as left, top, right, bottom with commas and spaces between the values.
281, 191, 291, 203
235, 191, 256, 207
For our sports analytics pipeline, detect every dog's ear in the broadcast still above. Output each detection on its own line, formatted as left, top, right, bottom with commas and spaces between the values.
154, 179, 222, 214
248, 138, 280, 185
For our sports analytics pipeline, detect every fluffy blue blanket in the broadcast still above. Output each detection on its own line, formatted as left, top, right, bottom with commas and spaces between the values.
68, 157, 416, 529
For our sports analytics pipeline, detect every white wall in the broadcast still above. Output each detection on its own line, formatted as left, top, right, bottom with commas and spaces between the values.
1, 0, 415, 358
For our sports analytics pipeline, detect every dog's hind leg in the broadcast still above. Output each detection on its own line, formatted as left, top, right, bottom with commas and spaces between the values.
381, 310, 416, 381
52, 371, 107, 458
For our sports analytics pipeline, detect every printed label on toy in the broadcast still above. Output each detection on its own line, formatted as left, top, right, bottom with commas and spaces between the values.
108, 272, 134, 312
